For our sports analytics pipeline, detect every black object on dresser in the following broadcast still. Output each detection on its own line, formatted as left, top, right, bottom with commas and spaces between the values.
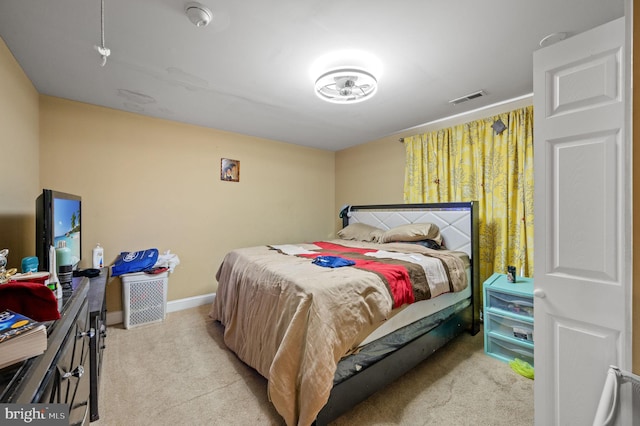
0, 269, 108, 425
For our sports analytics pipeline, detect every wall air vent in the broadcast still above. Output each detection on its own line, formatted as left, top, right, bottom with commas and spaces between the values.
449, 90, 486, 105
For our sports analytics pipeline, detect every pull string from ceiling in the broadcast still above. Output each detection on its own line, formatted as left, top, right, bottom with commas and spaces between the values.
94, 0, 111, 66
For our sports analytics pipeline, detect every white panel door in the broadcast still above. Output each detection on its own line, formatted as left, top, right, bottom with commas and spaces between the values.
533, 17, 631, 425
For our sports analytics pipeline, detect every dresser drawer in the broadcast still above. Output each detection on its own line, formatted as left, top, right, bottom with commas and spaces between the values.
39, 298, 90, 425
486, 334, 534, 367
485, 311, 534, 343
485, 289, 533, 318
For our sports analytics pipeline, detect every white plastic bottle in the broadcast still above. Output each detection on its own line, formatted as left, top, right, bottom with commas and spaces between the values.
93, 243, 104, 269
46, 245, 63, 311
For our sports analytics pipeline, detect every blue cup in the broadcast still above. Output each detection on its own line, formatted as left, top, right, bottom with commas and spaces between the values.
21, 256, 39, 273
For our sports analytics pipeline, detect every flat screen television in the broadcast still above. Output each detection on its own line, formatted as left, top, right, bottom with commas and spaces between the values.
35, 189, 82, 272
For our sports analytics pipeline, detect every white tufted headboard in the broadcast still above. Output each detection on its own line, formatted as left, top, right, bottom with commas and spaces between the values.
346, 206, 473, 257
342, 202, 478, 258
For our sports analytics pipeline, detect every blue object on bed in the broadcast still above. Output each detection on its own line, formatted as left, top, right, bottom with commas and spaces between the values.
312, 256, 355, 268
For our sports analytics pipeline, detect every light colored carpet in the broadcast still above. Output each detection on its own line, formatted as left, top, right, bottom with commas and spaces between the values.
94, 305, 534, 425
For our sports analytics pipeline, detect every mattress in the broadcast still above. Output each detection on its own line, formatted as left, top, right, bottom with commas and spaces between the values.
349, 251, 471, 350
357, 277, 472, 348
332, 254, 472, 385
334, 296, 471, 385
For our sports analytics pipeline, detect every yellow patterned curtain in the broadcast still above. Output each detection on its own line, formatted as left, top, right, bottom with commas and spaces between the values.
404, 105, 534, 284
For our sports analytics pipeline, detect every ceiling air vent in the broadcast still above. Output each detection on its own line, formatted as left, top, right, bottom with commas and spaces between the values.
449, 90, 486, 105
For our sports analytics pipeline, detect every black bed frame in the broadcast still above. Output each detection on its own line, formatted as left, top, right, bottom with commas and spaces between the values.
314, 202, 481, 425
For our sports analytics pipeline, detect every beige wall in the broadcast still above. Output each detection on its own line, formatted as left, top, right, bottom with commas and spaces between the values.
38, 97, 335, 312
336, 137, 405, 206
0, 38, 39, 264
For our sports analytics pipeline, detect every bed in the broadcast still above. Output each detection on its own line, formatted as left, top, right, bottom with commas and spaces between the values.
210, 202, 480, 426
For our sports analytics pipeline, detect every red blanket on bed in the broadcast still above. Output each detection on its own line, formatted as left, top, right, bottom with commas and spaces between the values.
299, 241, 415, 307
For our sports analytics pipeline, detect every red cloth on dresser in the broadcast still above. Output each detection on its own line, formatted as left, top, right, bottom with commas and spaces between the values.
0, 281, 60, 321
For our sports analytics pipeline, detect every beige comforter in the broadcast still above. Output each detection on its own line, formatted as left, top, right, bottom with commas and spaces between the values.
209, 240, 467, 426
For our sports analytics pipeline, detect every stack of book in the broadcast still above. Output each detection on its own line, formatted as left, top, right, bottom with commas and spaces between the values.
0, 309, 47, 369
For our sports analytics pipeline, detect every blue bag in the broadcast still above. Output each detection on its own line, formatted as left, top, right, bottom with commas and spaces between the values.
111, 248, 159, 276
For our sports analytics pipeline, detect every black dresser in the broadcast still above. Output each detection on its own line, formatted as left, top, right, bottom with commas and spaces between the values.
0, 269, 107, 425
87, 270, 107, 422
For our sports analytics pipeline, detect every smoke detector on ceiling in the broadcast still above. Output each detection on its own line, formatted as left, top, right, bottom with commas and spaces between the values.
185, 2, 213, 27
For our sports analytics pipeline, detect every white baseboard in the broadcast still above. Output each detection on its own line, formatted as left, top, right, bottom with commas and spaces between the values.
106, 292, 216, 326
166, 292, 216, 313
106, 310, 123, 326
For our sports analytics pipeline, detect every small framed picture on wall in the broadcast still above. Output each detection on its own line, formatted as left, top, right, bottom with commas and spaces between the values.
221, 158, 240, 182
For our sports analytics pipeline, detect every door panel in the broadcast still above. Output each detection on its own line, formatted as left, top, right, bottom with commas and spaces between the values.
548, 48, 620, 116
551, 130, 619, 281
533, 16, 630, 425
555, 320, 620, 420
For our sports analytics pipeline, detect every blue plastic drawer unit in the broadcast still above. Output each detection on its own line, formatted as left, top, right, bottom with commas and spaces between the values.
486, 334, 535, 366
483, 272, 534, 365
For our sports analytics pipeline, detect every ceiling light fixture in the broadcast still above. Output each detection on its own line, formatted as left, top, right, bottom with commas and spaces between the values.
314, 68, 378, 104
185, 2, 213, 27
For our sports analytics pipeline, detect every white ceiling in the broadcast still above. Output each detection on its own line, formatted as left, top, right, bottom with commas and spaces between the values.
0, 1, 625, 151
